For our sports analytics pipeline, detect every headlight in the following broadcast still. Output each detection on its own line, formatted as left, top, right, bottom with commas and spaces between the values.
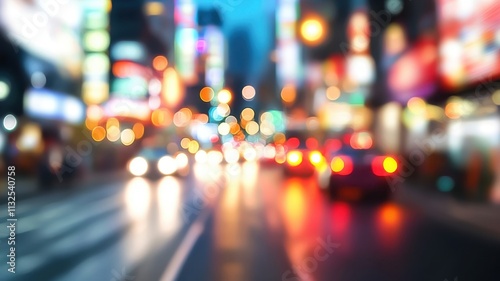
175, 153, 189, 169
158, 156, 177, 175
286, 151, 303, 167
129, 157, 149, 176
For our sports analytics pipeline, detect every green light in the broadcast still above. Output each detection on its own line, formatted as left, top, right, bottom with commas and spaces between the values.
84, 30, 110, 52
349, 92, 365, 106
437, 176, 454, 192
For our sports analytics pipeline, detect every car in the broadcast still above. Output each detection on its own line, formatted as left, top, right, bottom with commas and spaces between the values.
127, 145, 189, 178
283, 135, 324, 177
317, 132, 398, 201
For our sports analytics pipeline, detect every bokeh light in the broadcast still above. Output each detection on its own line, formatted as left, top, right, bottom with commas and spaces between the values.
92, 126, 106, 142
245, 121, 259, 135
242, 85, 256, 100
200, 87, 215, 102
241, 108, 255, 121
281, 85, 296, 104
153, 55, 168, 71
218, 89, 232, 104
120, 129, 135, 146
326, 86, 341, 101
300, 17, 326, 45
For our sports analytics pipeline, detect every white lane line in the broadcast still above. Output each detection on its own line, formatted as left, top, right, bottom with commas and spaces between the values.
159, 210, 211, 281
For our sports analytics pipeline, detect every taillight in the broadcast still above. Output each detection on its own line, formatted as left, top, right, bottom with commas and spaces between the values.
309, 150, 323, 167
330, 156, 353, 175
287, 151, 303, 166
372, 156, 398, 176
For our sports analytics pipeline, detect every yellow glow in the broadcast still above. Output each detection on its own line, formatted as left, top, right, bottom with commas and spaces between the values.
92, 126, 106, 142
173, 108, 192, 127
82, 81, 109, 105
245, 121, 259, 135
445, 101, 461, 119
218, 122, 230, 135
106, 126, 120, 142
200, 87, 214, 102
407, 97, 426, 115
151, 109, 172, 127
144, 2, 164, 16
492, 90, 500, 105
300, 18, 325, 44
287, 151, 303, 167
87, 105, 104, 121
180, 138, 190, 149
216, 103, 231, 117
241, 108, 255, 121
218, 89, 232, 104
106, 118, 119, 130
120, 129, 135, 146
85, 118, 98, 131
309, 151, 323, 166
273, 133, 286, 145
188, 140, 200, 154
331, 157, 345, 173
383, 157, 398, 173
162, 67, 184, 108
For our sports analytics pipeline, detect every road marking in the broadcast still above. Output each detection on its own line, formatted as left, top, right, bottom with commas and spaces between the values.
159, 210, 210, 281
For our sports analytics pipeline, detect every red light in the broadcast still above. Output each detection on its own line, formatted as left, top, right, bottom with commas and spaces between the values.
325, 139, 342, 152
306, 138, 319, 150
286, 137, 300, 149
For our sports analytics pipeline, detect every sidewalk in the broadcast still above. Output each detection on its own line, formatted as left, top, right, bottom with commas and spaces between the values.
0, 169, 128, 202
395, 183, 500, 243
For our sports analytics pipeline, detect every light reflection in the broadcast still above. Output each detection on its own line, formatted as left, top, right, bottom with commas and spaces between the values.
376, 203, 404, 250
124, 177, 152, 221
282, 179, 307, 237
157, 177, 182, 235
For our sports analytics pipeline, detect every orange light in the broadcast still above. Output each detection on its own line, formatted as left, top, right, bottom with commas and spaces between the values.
286, 151, 303, 167
280, 84, 296, 104
153, 55, 168, 71
199, 87, 214, 102
331, 156, 353, 175
92, 126, 106, 142
132, 123, 145, 139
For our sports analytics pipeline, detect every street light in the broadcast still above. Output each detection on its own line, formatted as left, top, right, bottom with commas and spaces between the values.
300, 16, 327, 46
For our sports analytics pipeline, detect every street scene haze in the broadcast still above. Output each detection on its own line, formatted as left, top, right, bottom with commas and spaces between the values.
1, 0, 500, 280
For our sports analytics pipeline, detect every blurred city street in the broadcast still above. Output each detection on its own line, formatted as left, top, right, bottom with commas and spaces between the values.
1, 163, 500, 281
1, 0, 500, 280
